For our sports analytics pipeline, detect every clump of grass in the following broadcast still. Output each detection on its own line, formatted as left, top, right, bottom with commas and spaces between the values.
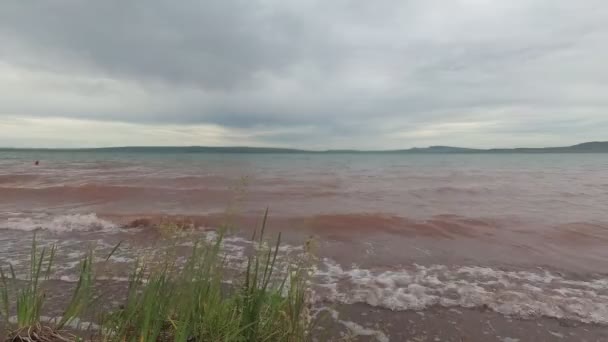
0, 234, 56, 331
0, 235, 117, 341
102, 209, 312, 341
1, 212, 313, 342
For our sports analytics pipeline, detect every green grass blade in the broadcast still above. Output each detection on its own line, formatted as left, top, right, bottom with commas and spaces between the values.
262, 233, 282, 293
9, 263, 16, 280
30, 232, 36, 281
259, 207, 269, 243
0, 267, 9, 325
105, 241, 122, 262
57, 249, 94, 329
45, 244, 56, 280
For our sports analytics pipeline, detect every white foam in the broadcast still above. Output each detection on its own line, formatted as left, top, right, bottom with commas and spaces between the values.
105, 255, 135, 263
500, 338, 520, 342
322, 308, 389, 342
314, 260, 608, 324
0, 213, 118, 232
57, 275, 130, 283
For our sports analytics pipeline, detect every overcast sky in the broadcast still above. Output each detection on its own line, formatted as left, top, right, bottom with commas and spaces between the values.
1, 0, 607, 149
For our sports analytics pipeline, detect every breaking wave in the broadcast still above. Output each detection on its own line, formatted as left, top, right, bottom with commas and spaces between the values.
314, 260, 608, 324
0, 213, 118, 232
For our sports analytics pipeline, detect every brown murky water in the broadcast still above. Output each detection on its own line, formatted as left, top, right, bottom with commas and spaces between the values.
2, 151, 608, 340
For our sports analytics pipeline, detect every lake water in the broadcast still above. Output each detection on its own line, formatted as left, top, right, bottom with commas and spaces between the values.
2, 151, 608, 341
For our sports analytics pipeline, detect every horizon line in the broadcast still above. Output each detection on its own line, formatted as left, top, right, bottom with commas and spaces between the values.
0, 141, 606, 152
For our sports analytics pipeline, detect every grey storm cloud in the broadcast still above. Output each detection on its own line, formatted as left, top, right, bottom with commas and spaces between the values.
0, 0, 607, 148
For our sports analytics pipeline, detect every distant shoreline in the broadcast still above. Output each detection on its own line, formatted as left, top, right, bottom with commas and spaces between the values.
1, 141, 608, 153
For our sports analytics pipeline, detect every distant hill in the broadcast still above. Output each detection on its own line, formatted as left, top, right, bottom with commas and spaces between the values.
485, 141, 608, 153
0, 146, 308, 154
89, 146, 308, 154
561, 141, 608, 152
328, 142, 608, 153
398, 146, 480, 153
1, 141, 607, 153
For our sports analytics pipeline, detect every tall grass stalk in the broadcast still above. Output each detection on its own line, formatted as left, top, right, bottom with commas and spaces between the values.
56, 250, 94, 330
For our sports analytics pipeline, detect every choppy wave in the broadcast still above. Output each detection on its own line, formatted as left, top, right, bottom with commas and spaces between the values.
314, 260, 608, 324
0, 174, 41, 185
0, 213, 118, 232
1, 217, 608, 326
167, 232, 608, 325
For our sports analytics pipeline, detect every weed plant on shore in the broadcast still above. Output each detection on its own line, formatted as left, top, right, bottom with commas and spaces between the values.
0, 212, 312, 342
